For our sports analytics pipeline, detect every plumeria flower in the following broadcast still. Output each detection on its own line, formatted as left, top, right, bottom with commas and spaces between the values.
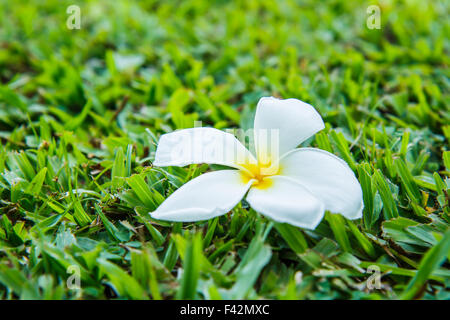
150, 97, 363, 229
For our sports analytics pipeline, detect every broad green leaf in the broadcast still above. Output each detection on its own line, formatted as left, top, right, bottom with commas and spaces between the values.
394, 158, 421, 204
229, 235, 272, 299
97, 258, 149, 300
326, 212, 351, 252
274, 222, 308, 254
400, 229, 450, 299
176, 233, 203, 299
111, 147, 125, 191
373, 170, 399, 220
127, 174, 157, 210
25, 167, 47, 196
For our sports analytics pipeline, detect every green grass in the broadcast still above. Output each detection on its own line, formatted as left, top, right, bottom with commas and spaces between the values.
0, 0, 449, 300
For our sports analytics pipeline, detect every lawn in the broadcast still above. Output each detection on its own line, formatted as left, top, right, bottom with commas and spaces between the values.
0, 0, 449, 300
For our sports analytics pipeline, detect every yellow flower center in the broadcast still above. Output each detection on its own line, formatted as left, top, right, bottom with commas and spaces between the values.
239, 161, 280, 189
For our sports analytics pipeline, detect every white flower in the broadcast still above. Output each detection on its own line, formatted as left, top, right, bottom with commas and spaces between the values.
150, 97, 363, 229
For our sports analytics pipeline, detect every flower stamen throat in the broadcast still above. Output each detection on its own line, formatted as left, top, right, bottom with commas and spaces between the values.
239, 161, 280, 189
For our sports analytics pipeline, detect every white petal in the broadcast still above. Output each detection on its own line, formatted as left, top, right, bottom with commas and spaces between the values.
246, 176, 325, 229
154, 127, 256, 169
279, 148, 363, 219
150, 170, 254, 222
253, 97, 325, 162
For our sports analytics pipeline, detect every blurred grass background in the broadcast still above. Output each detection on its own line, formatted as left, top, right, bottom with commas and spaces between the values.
0, 0, 449, 299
